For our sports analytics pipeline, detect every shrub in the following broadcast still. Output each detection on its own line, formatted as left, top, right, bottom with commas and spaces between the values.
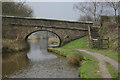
66, 54, 83, 66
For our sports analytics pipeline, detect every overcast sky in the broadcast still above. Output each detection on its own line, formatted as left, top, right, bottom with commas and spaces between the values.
25, 2, 80, 21
11, 0, 119, 21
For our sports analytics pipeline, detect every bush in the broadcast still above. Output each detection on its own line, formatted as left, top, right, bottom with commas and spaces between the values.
103, 22, 118, 34
2, 2, 33, 17
66, 53, 83, 66
66, 55, 79, 66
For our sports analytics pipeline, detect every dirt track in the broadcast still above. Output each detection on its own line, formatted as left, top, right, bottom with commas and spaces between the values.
75, 49, 119, 78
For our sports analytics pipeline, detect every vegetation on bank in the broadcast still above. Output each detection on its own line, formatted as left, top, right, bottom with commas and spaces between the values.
49, 48, 83, 65
62, 36, 119, 63
78, 51, 101, 78
2, 39, 29, 53
106, 62, 118, 78
62, 36, 88, 49
49, 48, 101, 78
49, 27, 118, 78
88, 49, 119, 62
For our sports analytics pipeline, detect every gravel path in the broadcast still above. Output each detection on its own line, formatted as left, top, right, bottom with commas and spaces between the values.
75, 49, 120, 78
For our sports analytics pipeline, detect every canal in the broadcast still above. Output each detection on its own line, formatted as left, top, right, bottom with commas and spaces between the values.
2, 34, 79, 78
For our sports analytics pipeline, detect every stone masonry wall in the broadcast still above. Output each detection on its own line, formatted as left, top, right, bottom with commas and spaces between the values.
2, 16, 93, 46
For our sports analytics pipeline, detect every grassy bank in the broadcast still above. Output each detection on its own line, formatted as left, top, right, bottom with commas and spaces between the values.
62, 36, 119, 63
106, 62, 118, 78
49, 48, 83, 65
49, 35, 119, 78
78, 51, 101, 78
88, 49, 119, 62
49, 48, 101, 78
62, 36, 88, 49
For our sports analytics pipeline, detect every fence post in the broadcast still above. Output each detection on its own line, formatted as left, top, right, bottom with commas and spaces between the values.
108, 37, 109, 48
88, 26, 92, 48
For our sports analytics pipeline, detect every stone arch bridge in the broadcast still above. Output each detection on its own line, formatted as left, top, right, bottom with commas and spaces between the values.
2, 16, 93, 46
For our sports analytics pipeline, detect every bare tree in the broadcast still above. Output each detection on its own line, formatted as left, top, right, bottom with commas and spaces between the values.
74, 2, 97, 21
107, 2, 119, 17
74, 2, 112, 21
78, 15, 93, 21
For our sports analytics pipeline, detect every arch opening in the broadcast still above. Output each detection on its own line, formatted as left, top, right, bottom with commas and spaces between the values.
25, 30, 61, 47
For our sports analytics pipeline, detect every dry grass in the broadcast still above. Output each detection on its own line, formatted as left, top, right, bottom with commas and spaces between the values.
2, 39, 28, 53
66, 55, 80, 66
48, 37, 59, 44
103, 22, 118, 50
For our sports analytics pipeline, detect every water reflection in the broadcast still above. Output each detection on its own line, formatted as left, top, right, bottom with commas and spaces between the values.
27, 39, 57, 62
2, 31, 79, 78
2, 51, 30, 77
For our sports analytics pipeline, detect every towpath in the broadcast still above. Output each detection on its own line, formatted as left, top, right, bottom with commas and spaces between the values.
75, 49, 119, 78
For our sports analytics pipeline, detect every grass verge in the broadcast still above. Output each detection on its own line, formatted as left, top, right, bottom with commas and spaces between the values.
62, 36, 88, 49
88, 49, 119, 62
106, 62, 119, 78
62, 36, 119, 63
78, 50, 101, 78
49, 48, 101, 78
49, 35, 119, 78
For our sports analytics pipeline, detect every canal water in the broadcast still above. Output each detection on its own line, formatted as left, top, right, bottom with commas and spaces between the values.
2, 32, 79, 78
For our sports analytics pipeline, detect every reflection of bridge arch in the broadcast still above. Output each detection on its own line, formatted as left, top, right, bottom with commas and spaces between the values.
25, 30, 62, 47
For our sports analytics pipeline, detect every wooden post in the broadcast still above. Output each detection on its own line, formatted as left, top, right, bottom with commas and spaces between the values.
108, 37, 109, 48
97, 38, 99, 50
100, 16, 104, 49
16, 34, 19, 41
88, 26, 92, 48
100, 38, 102, 49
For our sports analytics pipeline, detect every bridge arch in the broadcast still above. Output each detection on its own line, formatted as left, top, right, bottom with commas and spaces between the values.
25, 30, 62, 47
3, 16, 93, 47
